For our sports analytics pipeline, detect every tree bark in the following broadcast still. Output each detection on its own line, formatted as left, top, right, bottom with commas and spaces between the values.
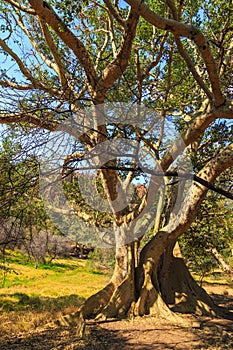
158, 242, 218, 316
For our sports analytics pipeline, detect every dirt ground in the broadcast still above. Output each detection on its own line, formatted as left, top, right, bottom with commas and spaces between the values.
0, 283, 232, 350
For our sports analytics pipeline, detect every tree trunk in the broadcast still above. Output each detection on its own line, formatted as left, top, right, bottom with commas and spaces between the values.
158, 242, 219, 316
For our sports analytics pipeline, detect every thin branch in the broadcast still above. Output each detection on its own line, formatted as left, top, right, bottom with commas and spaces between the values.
141, 34, 167, 80
103, 0, 126, 27
16, 14, 62, 77
125, 0, 225, 107
45, 203, 112, 228
39, 19, 69, 94
122, 162, 138, 190
165, 0, 178, 20
136, 50, 142, 102
4, 0, 36, 14
0, 111, 59, 131
0, 38, 40, 86
218, 8, 232, 75
193, 174, 233, 200
108, 12, 118, 58
0, 38, 59, 95
174, 35, 213, 100
95, 22, 110, 68
63, 161, 233, 200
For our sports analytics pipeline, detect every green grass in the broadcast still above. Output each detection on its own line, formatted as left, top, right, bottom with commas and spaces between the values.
0, 250, 111, 335
191, 269, 233, 286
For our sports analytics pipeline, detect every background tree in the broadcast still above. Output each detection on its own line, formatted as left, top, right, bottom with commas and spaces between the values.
179, 121, 233, 279
0, 0, 232, 335
0, 128, 74, 267
180, 195, 233, 281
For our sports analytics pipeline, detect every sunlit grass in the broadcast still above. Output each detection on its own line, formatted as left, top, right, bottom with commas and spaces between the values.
191, 270, 233, 286
0, 251, 111, 335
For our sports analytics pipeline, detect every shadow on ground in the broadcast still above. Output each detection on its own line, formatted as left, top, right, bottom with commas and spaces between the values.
210, 292, 233, 313
83, 316, 233, 350
0, 315, 232, 350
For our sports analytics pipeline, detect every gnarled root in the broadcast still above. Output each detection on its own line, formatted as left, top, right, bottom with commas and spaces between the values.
55, 310, 85, 338
95, 276, 134, 321
81, 282, 115, 319
131, 262, 190, 326
159, 257, 219, 316
48, 283, 115, 338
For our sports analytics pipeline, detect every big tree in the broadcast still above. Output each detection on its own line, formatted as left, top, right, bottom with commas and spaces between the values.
0, 0, 232, 334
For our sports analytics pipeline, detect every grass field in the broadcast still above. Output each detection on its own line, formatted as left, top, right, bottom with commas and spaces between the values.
0, 251, 111, 335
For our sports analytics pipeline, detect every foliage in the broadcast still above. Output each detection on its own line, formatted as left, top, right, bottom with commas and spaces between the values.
180, 194, 233, 275
179, 120, 233, 275
87, 247, 115, 270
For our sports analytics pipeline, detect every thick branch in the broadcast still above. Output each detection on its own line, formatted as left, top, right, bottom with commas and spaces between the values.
0, 81, 34, 90
28, 0, 98, 91
161, 104, 233, 171
98, 5, 140, 95
140, 144, 233, 267
0, 111, 59, 131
